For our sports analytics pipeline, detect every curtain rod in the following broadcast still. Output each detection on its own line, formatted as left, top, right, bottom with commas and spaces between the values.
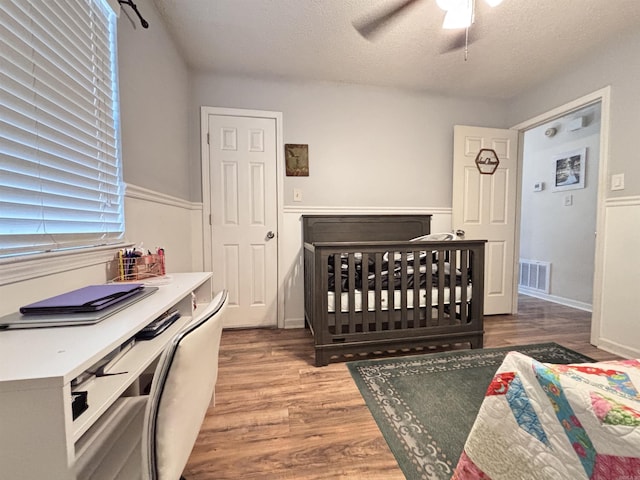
118, 0, 149, 28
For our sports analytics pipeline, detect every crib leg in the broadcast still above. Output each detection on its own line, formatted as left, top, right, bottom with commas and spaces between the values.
315, 349, 329, 367
469, 335, 484, 349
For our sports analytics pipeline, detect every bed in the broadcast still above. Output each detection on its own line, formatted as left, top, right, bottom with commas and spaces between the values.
453, 352, 640, 479
303, 214, 486, 366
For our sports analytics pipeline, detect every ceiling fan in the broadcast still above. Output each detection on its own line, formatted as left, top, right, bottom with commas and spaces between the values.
353, 0, 503, 59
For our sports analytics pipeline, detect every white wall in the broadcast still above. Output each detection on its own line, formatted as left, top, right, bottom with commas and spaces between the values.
117, 0, 201, 272
189, 74, 509, 206
125, 186, 204, 274
507, 28, 640, 198
118, 0, 192, 200
599, 200, 640, 358
520, 104, 600, 307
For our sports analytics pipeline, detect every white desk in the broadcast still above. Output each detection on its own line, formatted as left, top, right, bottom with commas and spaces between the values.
0, 272, 213, 480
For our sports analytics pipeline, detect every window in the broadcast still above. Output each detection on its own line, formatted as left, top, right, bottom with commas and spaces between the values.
0, 0, 124, 259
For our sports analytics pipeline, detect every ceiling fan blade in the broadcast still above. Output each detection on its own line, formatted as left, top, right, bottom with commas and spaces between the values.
353, 0, 423, 40
440, 25, 478, 55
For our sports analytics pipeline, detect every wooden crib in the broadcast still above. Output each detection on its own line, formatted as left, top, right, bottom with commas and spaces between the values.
303, 214, 486, 366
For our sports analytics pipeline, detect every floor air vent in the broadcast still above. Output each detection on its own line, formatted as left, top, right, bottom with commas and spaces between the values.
519, 259, 551, 294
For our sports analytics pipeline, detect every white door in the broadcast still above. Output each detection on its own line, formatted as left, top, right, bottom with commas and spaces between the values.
208, 114, 278, 328
452, 125, 519, 315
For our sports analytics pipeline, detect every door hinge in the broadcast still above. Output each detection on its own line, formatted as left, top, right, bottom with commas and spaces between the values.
207, 132, 210, 145
209, 214, 212, 226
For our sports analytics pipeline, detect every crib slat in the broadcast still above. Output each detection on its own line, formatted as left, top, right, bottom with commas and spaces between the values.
374, 252, 383, 332
412, 249, 421, 328
460, 249, 468, 324
333, 253, 342, 334
348, 254, 356, 333
425, 250, 433, 326
449, 247, 457, 325
400, 252, 408, 329
387, 250, 395, 330
437, 251, 446, 326
362, 252, 370, 332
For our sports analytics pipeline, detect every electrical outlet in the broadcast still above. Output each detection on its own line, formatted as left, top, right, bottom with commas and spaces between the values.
611, 173, 625, 191
293, 188, 303, 202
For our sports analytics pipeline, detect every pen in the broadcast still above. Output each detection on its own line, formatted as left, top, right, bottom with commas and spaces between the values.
96, 371, 128, 377
118, 250, 125, 281
158, 248, 165, 275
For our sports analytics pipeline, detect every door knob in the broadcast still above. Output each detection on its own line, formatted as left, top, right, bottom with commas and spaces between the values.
455, 229, 465, 237
266, 231, 275, 240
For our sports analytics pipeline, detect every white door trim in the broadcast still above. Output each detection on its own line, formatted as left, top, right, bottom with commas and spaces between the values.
200, 106, 285, 328
510, 86, 611, 344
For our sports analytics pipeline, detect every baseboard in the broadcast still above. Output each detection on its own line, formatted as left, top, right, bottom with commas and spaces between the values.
518, 289, 592, 312
596, 338, 640, 360
284, 317, 305, 329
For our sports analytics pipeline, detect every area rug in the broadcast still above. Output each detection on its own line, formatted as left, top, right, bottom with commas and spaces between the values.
347, 343, 593, 480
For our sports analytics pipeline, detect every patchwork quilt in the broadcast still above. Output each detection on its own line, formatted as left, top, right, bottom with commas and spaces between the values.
453, 352, 640, 480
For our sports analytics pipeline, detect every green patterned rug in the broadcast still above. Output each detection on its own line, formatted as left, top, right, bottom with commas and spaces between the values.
347, 343, 593, 480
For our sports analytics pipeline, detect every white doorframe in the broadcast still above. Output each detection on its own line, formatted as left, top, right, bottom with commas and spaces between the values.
200, 106, 285, 328
510, 86, 611, 345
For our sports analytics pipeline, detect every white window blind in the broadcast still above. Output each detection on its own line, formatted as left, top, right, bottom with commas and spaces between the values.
0, 0, 124, 258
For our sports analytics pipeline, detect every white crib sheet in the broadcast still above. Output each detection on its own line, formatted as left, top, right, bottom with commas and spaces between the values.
327, 285, 473, 313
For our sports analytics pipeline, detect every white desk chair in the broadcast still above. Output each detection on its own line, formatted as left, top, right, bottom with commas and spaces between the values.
75, 290, 228, 480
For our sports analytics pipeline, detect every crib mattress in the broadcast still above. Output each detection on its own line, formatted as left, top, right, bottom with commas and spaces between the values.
327, 285, 473, 313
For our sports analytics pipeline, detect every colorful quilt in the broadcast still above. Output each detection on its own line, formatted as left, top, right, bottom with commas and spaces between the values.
452, 352, 640, 479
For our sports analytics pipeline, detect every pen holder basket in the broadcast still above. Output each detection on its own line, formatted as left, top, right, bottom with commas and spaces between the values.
117, 253, 165, 281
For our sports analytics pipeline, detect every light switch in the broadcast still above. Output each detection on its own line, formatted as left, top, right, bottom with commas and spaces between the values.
563, 194, 573, 206
293, 188, 303, 202
611, 173, 625, 191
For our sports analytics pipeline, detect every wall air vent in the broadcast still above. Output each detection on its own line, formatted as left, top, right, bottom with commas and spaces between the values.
519, 259, 551, 294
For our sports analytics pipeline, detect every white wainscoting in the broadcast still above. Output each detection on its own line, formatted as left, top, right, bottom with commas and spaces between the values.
280, 206, 452, 329
125, 184, 203, 274
593, 196, 640, 359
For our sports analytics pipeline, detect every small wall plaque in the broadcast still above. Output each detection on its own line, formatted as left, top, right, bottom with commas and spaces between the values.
475, 148, 500, 175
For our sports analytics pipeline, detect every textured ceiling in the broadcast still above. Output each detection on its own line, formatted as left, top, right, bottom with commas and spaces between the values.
152, 0, 640, 99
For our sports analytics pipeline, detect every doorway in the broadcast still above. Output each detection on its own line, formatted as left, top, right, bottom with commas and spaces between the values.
518, 103, 601, 311
512, 87, 611, 345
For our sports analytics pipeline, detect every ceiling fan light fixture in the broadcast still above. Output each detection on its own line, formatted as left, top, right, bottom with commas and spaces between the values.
436, 0, 457, 11
436, 0, 471, 11
442, 1, 474, 29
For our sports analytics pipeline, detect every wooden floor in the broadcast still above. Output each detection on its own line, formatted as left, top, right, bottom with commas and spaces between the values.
183, 296, 621, 479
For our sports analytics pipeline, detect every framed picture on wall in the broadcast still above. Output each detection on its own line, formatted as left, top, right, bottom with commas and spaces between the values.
552, 147, 586, 192
285, 144, 309, 176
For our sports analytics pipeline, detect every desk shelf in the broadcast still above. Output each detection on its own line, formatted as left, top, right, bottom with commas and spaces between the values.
71, 313, 192, 442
